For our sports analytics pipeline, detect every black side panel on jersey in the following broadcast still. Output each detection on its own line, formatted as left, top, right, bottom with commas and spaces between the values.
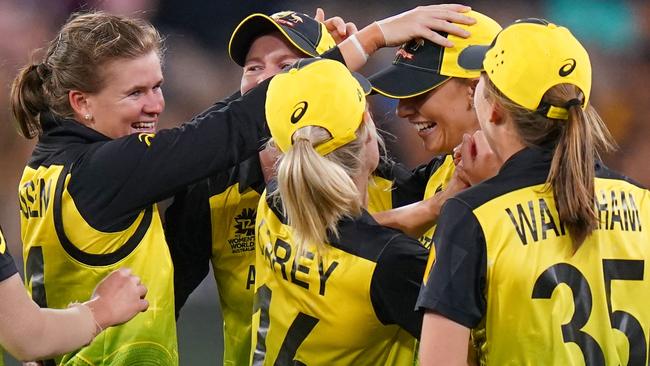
164, 180, 213, 316
53, 165, 153, 266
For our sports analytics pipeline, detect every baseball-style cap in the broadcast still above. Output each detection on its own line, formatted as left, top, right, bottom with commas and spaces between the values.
266, 58, 372, 156
369, 10, 502, 99
229, 11, 337, 67
458, 18, 591, 117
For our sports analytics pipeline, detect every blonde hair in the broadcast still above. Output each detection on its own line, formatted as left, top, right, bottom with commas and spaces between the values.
271, 117, 382, 256
10, 11, 162, 139
482, 75, 616, 248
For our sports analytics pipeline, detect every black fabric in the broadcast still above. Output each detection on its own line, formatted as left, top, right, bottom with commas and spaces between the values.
415, 198, 487, 328
164, 180, 212, 317
30, 79, 271, 233
165, 154, 265, 315
370, 233, 428, 338
0, 227, 18, 282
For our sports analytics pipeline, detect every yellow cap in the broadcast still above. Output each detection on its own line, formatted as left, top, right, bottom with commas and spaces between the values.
459, 19, 591, 115
266, 58, 371, 155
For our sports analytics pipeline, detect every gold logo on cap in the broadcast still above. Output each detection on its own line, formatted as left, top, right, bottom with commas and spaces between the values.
291, 101, 309, 124
273, 11, 304, 27
559, 58, 577, 77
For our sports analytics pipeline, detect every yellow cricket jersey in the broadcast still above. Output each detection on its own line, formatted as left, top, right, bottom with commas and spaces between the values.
19, 92, 269, 365
20, 161, 177, 366
252, 183, 428, 365
166, 156, 264, 366
418, 147, 650, 365
0, 227, 18, 366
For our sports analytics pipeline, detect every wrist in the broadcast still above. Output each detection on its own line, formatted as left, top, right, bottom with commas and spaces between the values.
356, 22, 385, 55
82, 298, 108, 335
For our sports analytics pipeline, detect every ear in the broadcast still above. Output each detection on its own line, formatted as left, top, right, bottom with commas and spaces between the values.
465, 78, 479, 110
489, 102, 506, 125
68, 90, 92, 125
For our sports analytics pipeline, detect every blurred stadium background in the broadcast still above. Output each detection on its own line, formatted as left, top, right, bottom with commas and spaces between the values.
1, 0, 649, 364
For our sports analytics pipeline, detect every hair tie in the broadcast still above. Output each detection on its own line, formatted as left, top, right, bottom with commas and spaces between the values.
35, 62, 51, 81
563, 98, 582, 108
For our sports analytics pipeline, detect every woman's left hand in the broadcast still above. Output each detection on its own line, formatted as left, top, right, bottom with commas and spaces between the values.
456, 131, 502, 186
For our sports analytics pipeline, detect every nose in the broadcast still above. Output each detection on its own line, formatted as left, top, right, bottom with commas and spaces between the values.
256, 65, 283, 86
144, 91, 165, 116
396, 99, 416, 119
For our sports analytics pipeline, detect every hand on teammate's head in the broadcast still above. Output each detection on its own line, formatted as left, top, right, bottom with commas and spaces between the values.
314, 8, 358, 44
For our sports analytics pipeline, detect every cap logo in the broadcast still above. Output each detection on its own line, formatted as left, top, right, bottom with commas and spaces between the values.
291, 101, 308, 124
396, 48, 414, 60
273, 12, 304, 28
559, 58, 577, 77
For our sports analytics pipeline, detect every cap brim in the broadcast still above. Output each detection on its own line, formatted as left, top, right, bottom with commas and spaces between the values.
228, 14, 318, 66
352, 71, 372, 96
457, 45, 490, 71
369, 64, 450, 99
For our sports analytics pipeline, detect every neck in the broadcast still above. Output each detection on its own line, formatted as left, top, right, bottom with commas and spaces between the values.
490, 119, 527, 165
352, 172, 369, 209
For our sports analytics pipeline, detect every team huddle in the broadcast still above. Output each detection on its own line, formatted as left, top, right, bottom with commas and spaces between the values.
3, 3, 649, 366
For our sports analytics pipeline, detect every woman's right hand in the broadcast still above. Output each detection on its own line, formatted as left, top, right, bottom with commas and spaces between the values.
84, 268, 148, 331
377, 4, 475, 47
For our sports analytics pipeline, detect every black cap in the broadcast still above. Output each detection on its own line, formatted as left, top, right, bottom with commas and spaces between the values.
228, 11, 336, 67
369, 38, 452, 99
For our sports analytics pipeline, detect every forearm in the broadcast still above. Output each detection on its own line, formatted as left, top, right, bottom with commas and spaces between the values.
0, 275, 96, 361
373, 195, 444, 238
338, 23, 384, 71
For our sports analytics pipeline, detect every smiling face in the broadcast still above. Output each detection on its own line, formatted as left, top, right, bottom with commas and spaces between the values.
396, 78, 479, 155
240, 31, 305, 95
80, 51, 164, 139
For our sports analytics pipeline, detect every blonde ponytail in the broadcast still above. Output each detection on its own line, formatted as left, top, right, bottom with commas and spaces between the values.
273, 121, 378, 255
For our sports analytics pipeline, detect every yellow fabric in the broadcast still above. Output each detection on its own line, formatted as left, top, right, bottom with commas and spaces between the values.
19, 165, 178, 365
252, 193, 416, 365
209, 183, 259, 366
440, 11, 502, 79
483, 21, 591, 110
265, 59, 370, 155
471, 178, 650, 365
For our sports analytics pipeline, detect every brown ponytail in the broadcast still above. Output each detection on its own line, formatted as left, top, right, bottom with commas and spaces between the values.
482, 75, 616, 248
10, 64, 49, 138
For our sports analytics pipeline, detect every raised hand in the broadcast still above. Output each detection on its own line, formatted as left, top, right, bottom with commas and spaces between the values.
314, 7, 358, 44
377, 4, 475, 47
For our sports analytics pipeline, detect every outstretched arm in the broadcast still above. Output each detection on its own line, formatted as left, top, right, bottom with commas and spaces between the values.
0, 268, 146, 361
339, 4, 476, 71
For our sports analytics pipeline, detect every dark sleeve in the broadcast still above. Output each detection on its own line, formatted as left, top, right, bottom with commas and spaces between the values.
320, 46, 346, 65
0, 228, 18, 282
370, 234, 428, 338
415, 198, 487, 328
412, 155, 451, 188
70, 79, 270, 225
164, 180, 213, 318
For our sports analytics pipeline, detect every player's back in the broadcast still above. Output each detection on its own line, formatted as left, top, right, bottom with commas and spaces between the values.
253, 187, 426, 366
462, 158, 650, 365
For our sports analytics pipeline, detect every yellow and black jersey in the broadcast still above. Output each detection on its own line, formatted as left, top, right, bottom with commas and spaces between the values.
253, 182, 428, 366
417, 147, 650, 365
369, 155, 455, 249
18, 80, 269, 365
165, 155, 264, 366
0, 227, 18, 282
